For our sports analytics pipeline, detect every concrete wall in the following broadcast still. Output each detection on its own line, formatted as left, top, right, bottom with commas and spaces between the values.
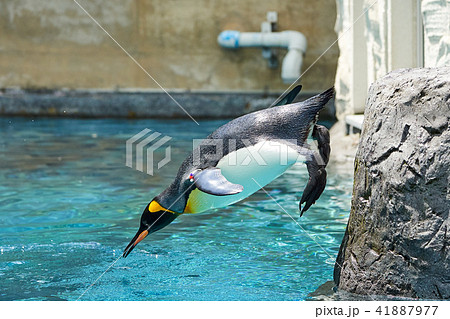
334, 0, 450, 119
0, 0, 338, 93
422, 0, 450, 67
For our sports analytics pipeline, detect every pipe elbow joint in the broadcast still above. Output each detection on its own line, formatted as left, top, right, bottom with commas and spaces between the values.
283, 31, 307, 52
217, 30, 307, 83
281, 31, 307, 83
281, 49, 304, 84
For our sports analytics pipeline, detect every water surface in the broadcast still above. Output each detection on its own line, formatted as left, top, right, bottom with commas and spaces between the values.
0, 117, 352, 301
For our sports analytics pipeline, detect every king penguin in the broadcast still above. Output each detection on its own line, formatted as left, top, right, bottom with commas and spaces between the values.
123, 86, 334, 257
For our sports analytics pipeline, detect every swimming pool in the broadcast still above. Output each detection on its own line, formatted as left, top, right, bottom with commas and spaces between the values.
0, 117, 352, 301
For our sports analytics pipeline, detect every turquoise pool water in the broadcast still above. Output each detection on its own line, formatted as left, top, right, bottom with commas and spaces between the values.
0, 117, 352, 301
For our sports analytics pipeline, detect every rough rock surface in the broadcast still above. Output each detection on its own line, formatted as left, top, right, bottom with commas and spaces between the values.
334, 67, 450, 299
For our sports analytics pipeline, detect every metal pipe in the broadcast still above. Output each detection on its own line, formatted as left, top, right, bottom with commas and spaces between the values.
218, 30, 307, 83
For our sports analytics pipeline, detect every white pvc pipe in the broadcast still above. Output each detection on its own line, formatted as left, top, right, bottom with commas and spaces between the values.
282, 48, 304, 83
217, 30, 307, 83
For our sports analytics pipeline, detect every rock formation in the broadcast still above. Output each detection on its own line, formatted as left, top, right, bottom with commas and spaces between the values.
334, 67, 450, 299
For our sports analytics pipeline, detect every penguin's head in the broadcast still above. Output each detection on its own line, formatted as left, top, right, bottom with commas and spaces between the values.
122, 198, 180, 258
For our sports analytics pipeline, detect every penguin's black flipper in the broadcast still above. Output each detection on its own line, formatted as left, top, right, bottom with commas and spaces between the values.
299, 124, 331, 216
193, 168, 244, 196
273, 85, 302, 106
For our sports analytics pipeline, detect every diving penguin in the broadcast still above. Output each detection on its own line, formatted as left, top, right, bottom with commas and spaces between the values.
123, 86, 334, 257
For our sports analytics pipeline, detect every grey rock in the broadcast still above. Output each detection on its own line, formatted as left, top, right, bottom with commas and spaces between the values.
307, 281, 417, 301
334, 67, 450, 299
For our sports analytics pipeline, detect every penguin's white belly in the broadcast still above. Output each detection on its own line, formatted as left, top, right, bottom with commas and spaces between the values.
185, 140, 301, 214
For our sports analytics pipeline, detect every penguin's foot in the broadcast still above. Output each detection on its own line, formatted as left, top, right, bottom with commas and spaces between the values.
299, 166, 327, 216
299, 124, 331, 216
312, 124, 330, 166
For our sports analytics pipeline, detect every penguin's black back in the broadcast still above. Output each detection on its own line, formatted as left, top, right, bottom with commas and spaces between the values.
169, 88, 334, 196
213, 88, 333, 139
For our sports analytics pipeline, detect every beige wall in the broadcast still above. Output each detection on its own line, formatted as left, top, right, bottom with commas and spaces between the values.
0, 0, 338, 92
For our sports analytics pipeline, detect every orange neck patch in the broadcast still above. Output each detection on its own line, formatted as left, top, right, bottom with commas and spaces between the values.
148, 200, 179, 214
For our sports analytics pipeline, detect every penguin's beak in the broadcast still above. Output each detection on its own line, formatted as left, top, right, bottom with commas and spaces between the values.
122, 201, 180, 258
123, 228, 149, 258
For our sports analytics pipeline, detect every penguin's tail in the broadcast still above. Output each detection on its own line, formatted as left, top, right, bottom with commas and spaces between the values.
302, 87, 335, 116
